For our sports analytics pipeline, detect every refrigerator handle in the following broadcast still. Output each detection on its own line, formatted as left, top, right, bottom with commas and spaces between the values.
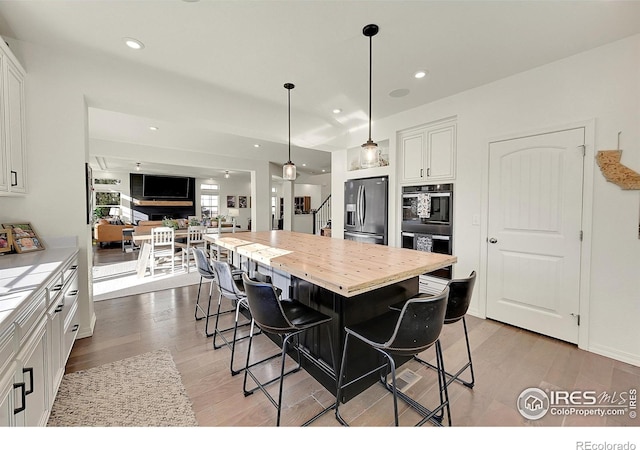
357, 185, 363, 228
361, 185, 366, 228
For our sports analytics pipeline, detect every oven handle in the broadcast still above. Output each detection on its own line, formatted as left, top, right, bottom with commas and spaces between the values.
430, 235, 451, 241
402, 192, 451, 198
401, 232, 415, 237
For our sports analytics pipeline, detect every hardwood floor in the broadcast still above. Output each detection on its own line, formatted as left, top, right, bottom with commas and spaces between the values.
74, 245, 640, 427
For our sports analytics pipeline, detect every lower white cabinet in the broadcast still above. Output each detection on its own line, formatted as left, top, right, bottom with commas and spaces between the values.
14, 318, 48, 426
0, 248, 79, 427
0, 363, 16, 426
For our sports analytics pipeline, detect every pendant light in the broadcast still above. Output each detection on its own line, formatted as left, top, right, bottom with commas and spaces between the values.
361, 23, 379, 168
282, 82, 297, 180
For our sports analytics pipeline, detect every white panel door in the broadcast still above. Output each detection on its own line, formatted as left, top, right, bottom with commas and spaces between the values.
486, 128, 584, 343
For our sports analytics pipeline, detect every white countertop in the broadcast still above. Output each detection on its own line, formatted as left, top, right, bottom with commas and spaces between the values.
0, 247, 78, 331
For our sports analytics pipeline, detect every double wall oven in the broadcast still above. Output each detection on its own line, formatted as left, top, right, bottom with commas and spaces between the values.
401, 183, 453, 279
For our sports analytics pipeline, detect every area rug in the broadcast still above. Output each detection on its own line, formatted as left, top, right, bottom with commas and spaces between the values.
93, 262, 202, 301
47, 348, 198, 427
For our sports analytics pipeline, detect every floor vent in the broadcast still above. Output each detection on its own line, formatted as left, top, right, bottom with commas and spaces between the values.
395, 368, 421, 392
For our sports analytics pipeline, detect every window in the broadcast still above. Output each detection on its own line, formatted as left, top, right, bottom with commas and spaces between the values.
200, 183, 219, 218
94, 191, 121, 217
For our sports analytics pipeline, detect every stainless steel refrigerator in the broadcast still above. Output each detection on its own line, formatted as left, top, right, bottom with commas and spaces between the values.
344, 176, 388, 245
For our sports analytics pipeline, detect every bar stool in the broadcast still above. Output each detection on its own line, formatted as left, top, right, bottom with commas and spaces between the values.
193, 248, 239, 337
241, 273, 337, 426
335, 288, 451, 427
215, 268, 281, 376
211, 260, 250, 360
414, 271, 477, 389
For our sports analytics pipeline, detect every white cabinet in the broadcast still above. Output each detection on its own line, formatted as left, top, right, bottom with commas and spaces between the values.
0, 325, 16, 427
14, 313, 49, 426
0, 248, 79, 427
0, 364, 16, 426
0, 38, 27, 195
399, 120, 456, 184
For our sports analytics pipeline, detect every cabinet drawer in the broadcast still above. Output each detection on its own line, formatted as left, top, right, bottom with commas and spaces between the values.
62, 258, 78, 289
46, 272, 64, 308
0, 325, 15, 376
61, 284, 79, 331
62, 303, 79, 362
15, 293, 46, 346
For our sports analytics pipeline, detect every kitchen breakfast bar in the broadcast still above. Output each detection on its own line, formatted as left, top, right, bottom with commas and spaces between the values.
205, 230, 456, 402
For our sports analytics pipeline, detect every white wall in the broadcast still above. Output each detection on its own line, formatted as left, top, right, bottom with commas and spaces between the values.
215, 175, 252, 230
0, 41, 95, 337
333, 34, 640, 365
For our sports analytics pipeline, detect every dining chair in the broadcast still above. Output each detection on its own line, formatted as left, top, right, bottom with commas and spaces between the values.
177, 225, 207, 273
149, 226, 175, 276
335, 288, 451, 427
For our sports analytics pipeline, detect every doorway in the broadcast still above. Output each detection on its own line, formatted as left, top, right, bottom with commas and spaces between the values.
485, 127, 586, 344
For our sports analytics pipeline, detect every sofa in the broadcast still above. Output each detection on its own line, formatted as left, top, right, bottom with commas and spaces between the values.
133, 220, 165, 235
94, 219, 129, 246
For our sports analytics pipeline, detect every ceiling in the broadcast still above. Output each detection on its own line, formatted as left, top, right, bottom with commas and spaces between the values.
1, 0, 639, 179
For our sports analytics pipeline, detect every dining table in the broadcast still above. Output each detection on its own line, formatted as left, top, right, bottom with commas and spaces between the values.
132, 229, 217, 277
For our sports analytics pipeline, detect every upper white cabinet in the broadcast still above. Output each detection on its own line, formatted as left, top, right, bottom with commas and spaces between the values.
0, 38, 27, 195
399, 119, 456, 184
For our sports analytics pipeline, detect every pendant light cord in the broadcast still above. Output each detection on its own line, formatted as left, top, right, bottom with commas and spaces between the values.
368, 33, 373, 142
288, 87, 291, 162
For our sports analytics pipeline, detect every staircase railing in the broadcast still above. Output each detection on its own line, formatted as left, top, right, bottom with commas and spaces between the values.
312, 194, 331, 235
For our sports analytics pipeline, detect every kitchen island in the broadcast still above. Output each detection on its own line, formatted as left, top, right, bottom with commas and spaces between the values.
206, 231, 456, 401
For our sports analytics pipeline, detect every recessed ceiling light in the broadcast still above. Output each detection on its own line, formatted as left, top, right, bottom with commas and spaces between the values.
332, 108, 342, 114
414, 70, 428, 79
302, 163, 306, 167
124, 38, 145, 50
149, 126, 158, 131
254, 144, 260, 148
389, 88, 410, 98
322, 169, 326, 172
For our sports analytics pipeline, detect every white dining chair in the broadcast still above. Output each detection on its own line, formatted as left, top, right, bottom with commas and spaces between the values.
178, 225, 207, 273
150, 226, 175, 276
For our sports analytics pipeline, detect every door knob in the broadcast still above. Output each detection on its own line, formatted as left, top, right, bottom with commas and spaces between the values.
488, 238, 498, 244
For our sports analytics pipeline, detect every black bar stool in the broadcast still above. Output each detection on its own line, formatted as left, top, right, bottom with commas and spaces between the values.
211, 259, 255, 375
241, 273, 337, 426
193, 248, 237, 337
335, 288, 451, 427
414, 271, 477, 389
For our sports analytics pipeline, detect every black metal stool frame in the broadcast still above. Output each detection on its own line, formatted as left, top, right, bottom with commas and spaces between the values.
193, 248, 234, 337
335, 289, 451, 427
241, 273, 337, 427
414, 271, 477, 390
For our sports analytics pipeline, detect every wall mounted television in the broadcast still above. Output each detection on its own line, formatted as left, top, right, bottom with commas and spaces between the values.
142, 174, 190, 198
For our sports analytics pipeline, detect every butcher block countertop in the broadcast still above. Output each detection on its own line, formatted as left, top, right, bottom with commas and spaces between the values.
207, 231, 456, 297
